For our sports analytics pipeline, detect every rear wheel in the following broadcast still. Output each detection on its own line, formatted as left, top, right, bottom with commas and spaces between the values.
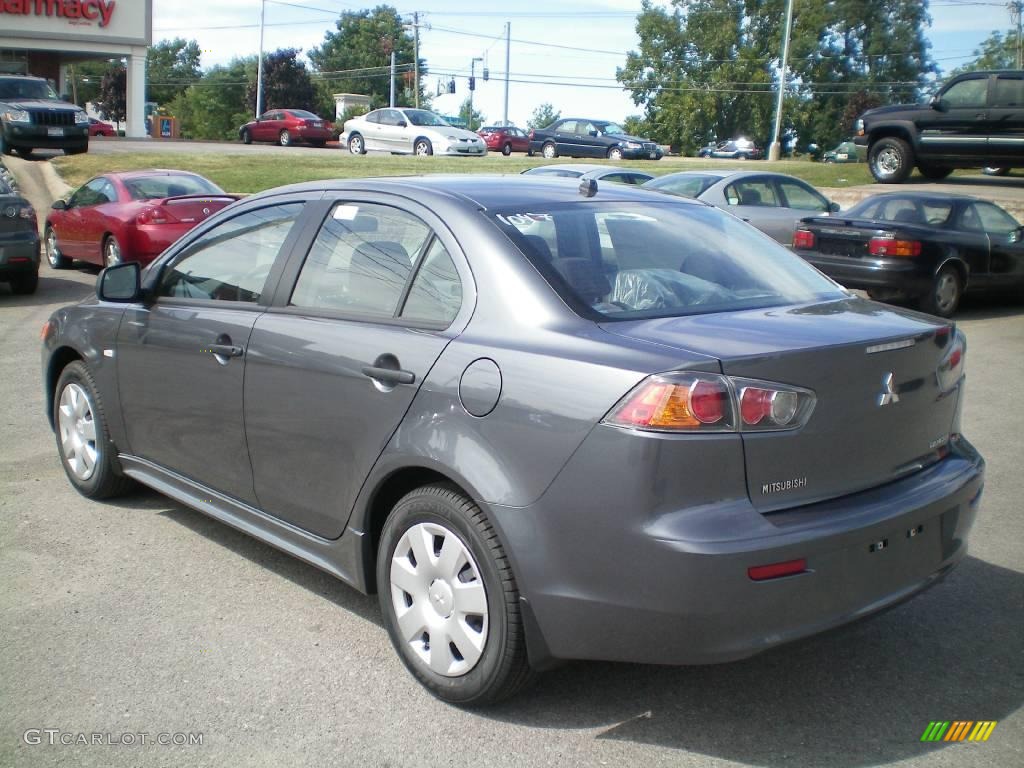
377, 484, 534, 705
921, 264, 963, 318
45, 226, 70, 269
103, 235, 122, 268
348, 133, 366, 155
16, 147, 33, 159
414, 138, 433, 156
241, 129, 252, 145
918, 164, 953, 180
9, 271, 38, 295
54, 361, 134, 499
868, 137, 914, 183
542, 142, 557, 159
279, 130, 292, 147
502, 142, 512, 156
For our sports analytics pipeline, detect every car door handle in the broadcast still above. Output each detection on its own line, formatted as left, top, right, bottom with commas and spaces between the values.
361, 366, 415, 385
208, 343, 243, 357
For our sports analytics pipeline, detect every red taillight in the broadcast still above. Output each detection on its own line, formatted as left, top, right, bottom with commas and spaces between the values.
792, 229, 815, 250
137, 207, 170, 225
689, 379, 728, 424
739, 386, 800, 427
937, 330, 966, 392
748, 558, 807, 581
869, 236, 921, 257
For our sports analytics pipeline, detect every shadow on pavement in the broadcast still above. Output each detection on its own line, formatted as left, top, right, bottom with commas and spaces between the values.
0, 273, 95, 307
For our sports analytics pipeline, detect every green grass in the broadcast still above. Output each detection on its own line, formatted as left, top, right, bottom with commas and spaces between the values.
51, 149, 884, 194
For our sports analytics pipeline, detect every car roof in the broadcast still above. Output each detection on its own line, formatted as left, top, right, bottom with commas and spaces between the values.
526, 164, 636, 175
656, 169, 798, 182
248, 174, 708, 211
103, 169, 206, 181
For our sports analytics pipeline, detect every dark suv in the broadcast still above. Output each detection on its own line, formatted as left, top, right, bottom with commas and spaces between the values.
0, 75, 89, 158
855, 71, 1023, 183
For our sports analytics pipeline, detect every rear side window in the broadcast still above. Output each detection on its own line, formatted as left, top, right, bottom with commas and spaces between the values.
993, 76, 1024, 107
778, 179, 828, 212
290, 203, 432, 317
160, 203, 302, 302
725, 180, 778, 207
401, 239, 462, 324
491, 202, 844, 320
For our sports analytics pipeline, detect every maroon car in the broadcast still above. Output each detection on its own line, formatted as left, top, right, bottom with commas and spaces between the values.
478, 125, 530, 155
44, 170, 238, 269
238, 109, 332, 147
88, 118, 115, 137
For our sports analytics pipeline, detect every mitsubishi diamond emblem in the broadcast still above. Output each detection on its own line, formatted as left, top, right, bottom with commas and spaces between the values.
878, 372, 900, 406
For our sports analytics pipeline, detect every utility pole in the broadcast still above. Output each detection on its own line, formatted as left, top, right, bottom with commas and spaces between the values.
503, 22, 510, 126
1010, 2, 1023, 69
768, 0, 794, 162
469, 56, 482, 130
389, 50, 396, 107
255, 0, 266, 119
413, 11, 420, 108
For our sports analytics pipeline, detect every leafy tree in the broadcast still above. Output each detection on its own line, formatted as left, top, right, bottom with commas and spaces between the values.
168, 57, 256, 140
308, 5, 423, 113
458, 98, 485, 131
147, 38, 202, 106
95, 65, 127, 124
952, 30, 1020, 73
527, 102, 560, 129
623, 114, 651, 137
248, 48, 319, 115
66, 59, 112, 107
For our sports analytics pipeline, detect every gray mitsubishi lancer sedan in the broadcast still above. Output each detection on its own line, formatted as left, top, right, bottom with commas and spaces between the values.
41, 176, 984, 705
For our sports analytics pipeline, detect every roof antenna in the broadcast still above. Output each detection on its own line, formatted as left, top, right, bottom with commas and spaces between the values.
579, 178, 598, 198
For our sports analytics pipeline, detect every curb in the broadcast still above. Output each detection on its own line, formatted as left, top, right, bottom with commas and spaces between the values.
38, 158, 71, 200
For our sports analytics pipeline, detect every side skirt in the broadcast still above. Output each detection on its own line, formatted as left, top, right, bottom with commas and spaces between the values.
119, 454, 369, 593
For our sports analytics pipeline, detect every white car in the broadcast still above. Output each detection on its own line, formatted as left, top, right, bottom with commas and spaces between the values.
342, 108, 487, 157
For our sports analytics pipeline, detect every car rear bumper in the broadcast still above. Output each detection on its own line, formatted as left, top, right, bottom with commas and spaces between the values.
130, 225, 192, 264
488, 429, 983, 667
293, 127, 332, 142
799, 252, 933, 295
0, 231, 40, 275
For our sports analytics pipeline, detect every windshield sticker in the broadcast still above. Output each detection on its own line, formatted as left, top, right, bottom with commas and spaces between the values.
497, 213, 554, 228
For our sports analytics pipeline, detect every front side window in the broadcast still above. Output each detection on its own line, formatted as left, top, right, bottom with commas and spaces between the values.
159, 203, 302, 302
71, 178, 115, 207
942, 78, 988, 109
290, 203, 433, 316
492, 203, 844, 320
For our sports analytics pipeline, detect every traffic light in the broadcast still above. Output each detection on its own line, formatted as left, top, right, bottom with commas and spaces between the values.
483, 67, 489, 81
448, 79, 455, 94
469, 76, 475, 91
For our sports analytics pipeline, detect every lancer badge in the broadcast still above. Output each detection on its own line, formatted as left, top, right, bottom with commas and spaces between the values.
878, 372, 899, 406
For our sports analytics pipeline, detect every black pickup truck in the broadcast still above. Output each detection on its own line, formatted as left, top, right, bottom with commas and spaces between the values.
854, 70, 1023, 183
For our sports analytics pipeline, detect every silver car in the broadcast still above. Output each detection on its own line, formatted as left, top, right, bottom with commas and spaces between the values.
342, 108, 487, 156
645, 170, 839, 246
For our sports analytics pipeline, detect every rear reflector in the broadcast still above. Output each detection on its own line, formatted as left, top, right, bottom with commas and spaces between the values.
868, 236, 921, 257
748, 558, 807, 581
792, 229, 815, 250
7, 256, 29, 263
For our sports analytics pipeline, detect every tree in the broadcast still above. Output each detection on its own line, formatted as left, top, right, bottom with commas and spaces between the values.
308, 5, 423, 113
247, 48, 319, 115
168, 57, 256, 140
147, 38, 202, 105
458, 98, 485, 131
527, 103, 560, 129
95, 65, 127, 124
622, 115, 650, 137
66, 59, 112, 107
952, 31, 1019, 73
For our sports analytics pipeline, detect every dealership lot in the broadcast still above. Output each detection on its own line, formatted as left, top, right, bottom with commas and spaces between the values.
2, 256, 1022, 766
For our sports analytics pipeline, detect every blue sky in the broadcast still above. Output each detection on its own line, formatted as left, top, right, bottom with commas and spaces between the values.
153, 1, 1015, 126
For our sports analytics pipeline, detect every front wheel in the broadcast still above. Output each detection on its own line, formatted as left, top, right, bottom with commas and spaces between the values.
377, 484, 533, 705
241, 129, 252, 145
607, 147, 623, 161
983, 167, 1010, 176
53, 361, 134, 499
541, 142, 557, 159
414, 139, 433, 156
921, 265, 963, 318
103, 235, 122, 268
279, 130, 291, 147
45, 226, 70, 269
502, 142, 512, 156
868, 137, 914, 183
348, 133, 366, 155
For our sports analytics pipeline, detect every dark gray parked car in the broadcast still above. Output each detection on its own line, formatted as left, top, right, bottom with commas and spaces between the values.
41, 176, 983, 705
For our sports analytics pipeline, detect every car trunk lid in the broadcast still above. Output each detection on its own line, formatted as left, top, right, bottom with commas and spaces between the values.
143, 194, 239, 225
602, 298, 960, 511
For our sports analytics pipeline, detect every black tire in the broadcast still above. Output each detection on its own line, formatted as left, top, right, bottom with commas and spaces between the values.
868, 136, 914, 183
0, 133, 10, 155
241, 129, 252, 145
541, 142, 557, 159
45, 225, 70, 269
348, 133, 366, 155
16, 146, 33, 159
377, 484, 534, 706
918, 164, 953, 180
9, 271, 38, 295
983, 167, 1010, 176
502, 142, 512, 156
414, 138, 433, 156
920, 264, 963, 318
526, 148, 535, 157
53, 361, 135, 499
607, 147, 623, 161
279, 130, 291, 147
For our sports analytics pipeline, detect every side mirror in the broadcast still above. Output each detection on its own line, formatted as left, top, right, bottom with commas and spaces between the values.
829, 201, 841, 213
1009, 226, 1024, 244
930, 94, 947, 112
51, 199, 67, 210
97, 262, 141, 302
397, 119, 407, 128
589, 130, 599, 137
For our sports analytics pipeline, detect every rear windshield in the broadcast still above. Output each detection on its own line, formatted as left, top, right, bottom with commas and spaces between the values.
124, 174, 224, 200
490, 202, 844, 320
643, 174, 719, 199
848, 196, 953, 226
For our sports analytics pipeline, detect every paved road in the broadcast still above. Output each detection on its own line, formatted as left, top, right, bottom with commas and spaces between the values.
1, 167, 1022, 768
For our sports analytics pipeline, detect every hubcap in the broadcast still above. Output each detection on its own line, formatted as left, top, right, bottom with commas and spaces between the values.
543, 145, 555, 158
47, 231, 59, 265
105, 238, 120, 267
58, 383, 98, 480
351, 137, 362, 154
389, 522, 488, 677
416, 142, 429, 155
876, 147, 901, 176
935, 273, 958, 313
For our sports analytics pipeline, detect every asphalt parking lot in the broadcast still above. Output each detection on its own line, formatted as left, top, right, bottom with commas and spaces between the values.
2, 175, 1023, 768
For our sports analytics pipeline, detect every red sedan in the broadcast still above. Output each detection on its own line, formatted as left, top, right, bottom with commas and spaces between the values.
478, 125, 530, 155
238, 109, 332, 147
88, 118, 115, 137
44, 170, 238, 269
